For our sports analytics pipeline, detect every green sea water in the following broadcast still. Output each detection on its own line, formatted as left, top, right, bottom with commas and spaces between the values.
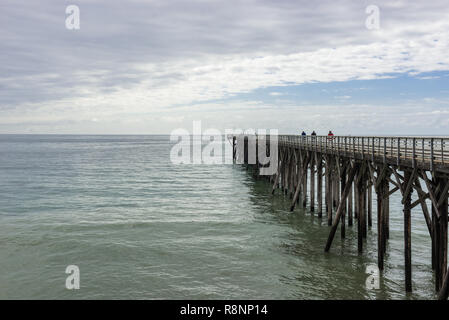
0, 135, 436, 299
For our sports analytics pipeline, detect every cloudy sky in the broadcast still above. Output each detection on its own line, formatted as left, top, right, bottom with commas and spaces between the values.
1, 0, 449, 134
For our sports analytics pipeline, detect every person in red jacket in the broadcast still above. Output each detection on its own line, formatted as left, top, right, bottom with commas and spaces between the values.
327, 130, 334, 140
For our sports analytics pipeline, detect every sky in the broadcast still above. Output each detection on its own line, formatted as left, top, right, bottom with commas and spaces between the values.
1, 0, 449, 135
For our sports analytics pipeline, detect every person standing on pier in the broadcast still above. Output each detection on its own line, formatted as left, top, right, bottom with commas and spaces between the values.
327, 130, 334, 140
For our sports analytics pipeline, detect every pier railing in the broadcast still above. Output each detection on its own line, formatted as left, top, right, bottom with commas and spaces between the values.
278, 135, 449, 171
230, 134, 449, 171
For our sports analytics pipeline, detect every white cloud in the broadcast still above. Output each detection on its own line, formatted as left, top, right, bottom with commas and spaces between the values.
1, 0, 449, 133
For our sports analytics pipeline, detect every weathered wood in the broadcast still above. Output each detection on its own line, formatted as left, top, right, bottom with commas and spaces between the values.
348, 182, 353, 226
437, 181, 449, 208
310, 157, 315, 212
402, 167, 418, 204
290, 155, 309, 211
317, 159, 323, 218
360, 178, 368, 238
435, 177, 448, 291
325, 164, 359, 252
433, 200, 439, 282
326, 157, 333, 226
357, 179, 364, 253
404, 170, 413, 292
356, 164, 367, 253
232, 137, 236, 161
377, 167, 384, 270
354, 171, 359, 220
368, 183, 372, 228
422, 171, 442, 219
383, 186, 400, 199
283, 150, 289, 195
272, 150, 284, 194
341, 165, 347, 239
302, 162, 308, 207
357, 166, 368, 239
333, 170, 338, 209
438, 266, 449, 300
384, 177, 390, 240
414, 178, 432, 236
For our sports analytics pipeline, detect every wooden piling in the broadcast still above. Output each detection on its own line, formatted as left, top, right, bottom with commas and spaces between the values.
325, 164, 359, 252
290, 155, 309, 211
368, 183, 372, 228
326, 157, 333, 225
302, 162, 308, 208
354, 173, 359, 220
341, 165, 347, 239
348, 182, 353, 226
383, 180, 390, 239
404, 170, 413, 292
310, 158, 315, 212
382, 179, 388, 254
317, 159, 323, 218
377, 168, 384, 271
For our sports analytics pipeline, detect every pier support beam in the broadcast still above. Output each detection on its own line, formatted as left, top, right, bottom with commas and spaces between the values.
324, 164, 359, 252
348, 182, 353, 226
404, 170, 413, 293
290, 155, 309, 211
356, 164, 367, 253
310, 156, 315, 212
376, 168, 385, 271
340, 165, 347, 239
368, 183, 372, 228
317, 158, 323, 218
326, 157, 333, 226
431, 175, 449, 292
302, 159, 308, 207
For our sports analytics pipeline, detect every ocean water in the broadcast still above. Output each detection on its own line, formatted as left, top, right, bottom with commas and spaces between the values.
0, 135, 436, 299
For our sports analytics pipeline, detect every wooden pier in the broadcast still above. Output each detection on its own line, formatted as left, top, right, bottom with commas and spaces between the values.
231, 134, 449, 299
